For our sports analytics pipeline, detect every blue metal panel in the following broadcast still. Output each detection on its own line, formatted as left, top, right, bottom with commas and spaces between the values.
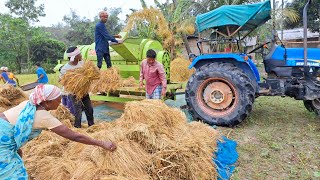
189, 53, 260, 82
271, 46, 320, 67
189, 54, 245, 68
247, 58, 260, 82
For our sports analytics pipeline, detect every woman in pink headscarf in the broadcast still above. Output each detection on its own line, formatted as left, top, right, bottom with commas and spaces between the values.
0, 84, 116, 180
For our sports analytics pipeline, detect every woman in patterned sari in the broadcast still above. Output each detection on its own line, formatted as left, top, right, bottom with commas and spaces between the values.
0, 84, 116, 179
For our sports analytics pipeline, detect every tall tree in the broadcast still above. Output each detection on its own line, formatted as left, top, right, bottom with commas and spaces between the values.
151, 0, 197, 55
29, 29, 65, 65
63, 10, 95, 45
285, 0, 319, 33
0, 14, 29, 73
63, 8, 123, 46
5, 0, 45, 22
102, 8, 124, 36
5, 0, 46, 65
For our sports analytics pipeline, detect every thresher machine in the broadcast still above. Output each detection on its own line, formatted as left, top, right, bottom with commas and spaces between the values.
55, 32, 184, 102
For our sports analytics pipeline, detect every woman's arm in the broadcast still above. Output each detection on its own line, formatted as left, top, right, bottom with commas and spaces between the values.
50, 124, 116, 151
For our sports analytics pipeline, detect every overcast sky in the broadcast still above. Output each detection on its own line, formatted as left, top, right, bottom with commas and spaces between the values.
0, 0, 294, 27
0, 0, 166, 27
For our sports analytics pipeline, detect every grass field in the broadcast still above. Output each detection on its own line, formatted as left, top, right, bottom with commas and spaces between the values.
220, 96, 320, 179
15, 73, 60, 87
12, 73, 320, 179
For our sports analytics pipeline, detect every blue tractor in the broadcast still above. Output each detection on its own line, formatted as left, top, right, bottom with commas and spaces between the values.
186, 0, 319, 126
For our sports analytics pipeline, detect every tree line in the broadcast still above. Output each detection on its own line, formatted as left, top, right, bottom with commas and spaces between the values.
0, 0, 123, 73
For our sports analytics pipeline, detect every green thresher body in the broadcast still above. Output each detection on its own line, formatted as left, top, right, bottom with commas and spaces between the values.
55, 32, 171, 81
54, 32, 184, 102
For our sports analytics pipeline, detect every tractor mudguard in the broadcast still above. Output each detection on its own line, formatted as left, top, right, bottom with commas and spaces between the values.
189, 54, 261, 83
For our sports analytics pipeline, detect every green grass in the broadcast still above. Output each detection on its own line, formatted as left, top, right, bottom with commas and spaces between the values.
15, 73, 61, 87
12, 74, 320, 179
218, 97, 320, 179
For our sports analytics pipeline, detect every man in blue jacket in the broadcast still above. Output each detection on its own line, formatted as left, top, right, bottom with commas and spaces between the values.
95, 11, 121, 69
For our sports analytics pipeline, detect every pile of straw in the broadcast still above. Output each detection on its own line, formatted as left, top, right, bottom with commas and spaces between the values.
50, 105, 75, 128
0, 84, 27, 110
23, 100, 219, 179
90, 68, 137, 93
120, 76, 137, 87
90, 67, 121, 93
61, 61, 100, 100
170, 56, 195, 82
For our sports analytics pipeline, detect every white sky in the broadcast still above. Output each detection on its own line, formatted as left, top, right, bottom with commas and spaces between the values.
0, 0, 295, 27
0, 0, 166, 27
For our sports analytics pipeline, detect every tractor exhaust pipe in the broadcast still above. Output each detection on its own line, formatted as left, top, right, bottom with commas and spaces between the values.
303, 0, 312, 70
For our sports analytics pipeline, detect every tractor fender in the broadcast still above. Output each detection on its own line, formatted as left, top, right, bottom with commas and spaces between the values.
189, 54, 260, 89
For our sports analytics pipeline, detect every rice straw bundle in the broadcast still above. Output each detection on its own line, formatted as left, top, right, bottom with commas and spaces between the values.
148, 146, 216, 180
26, 157, 76, 180
23, 99, 219, 179
90, 67, 121, 93
23, 131, 69, 154
0, 96, 12, 107
148, 122, 218, 179
124, 8, 174, 50
86, 121, 117, 133
100, 175, 132, 180
0, 84, 27, 100
0, 84, 27, 107
170, 56, 195, 82
0, 107, 6, 112
61, 61, 100, 100
50, 105, 75, 127
78, 139, 151, 178
120, 76, 137, 87
125, 123, 170, 153
118, 100, 187, 136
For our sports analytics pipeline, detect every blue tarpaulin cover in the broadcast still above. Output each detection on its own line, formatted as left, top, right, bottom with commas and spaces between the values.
196, 0, 271, 33
214, 136, 239, 180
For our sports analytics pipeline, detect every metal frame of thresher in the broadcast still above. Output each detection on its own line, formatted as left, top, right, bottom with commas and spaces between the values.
90, 83, 186, 103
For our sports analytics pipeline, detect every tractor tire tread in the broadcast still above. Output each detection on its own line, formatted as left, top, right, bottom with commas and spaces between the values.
186, 62, 254, 127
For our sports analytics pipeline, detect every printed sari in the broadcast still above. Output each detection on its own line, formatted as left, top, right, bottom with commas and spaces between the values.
0, 102, 36, 179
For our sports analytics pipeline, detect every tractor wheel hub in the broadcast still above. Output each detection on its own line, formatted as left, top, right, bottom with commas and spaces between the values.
203, 81, 233, 110
211, 90, 224, 103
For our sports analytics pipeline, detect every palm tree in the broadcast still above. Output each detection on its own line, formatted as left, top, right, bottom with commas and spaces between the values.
272, 0, 299, 40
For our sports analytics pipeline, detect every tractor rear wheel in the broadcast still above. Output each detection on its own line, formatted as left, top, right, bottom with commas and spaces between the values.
185, 62, 255, 126
303, 99, 320, 115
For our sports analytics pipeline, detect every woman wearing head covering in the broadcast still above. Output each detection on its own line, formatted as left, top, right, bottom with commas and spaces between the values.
0, 84, 116, 179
